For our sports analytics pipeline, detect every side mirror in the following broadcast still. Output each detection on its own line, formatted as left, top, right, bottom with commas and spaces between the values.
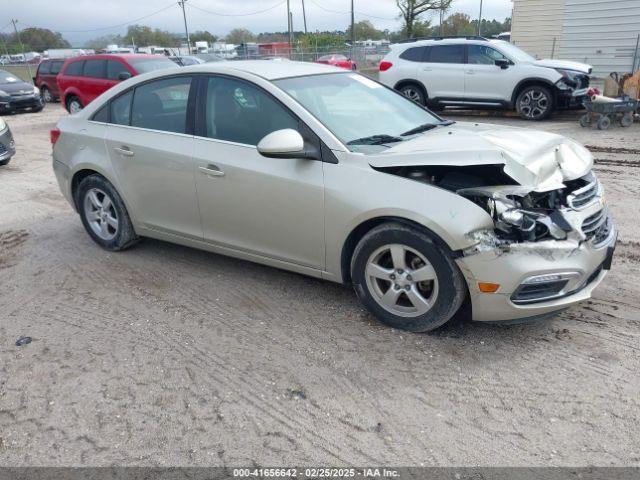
118, 72, 132, 81
257, 129, 307, 159
495, 59, 510, 70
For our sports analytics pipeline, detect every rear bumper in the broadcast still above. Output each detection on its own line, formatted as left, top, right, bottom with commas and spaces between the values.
52, 157, 74, 207
457, 224, 616, 323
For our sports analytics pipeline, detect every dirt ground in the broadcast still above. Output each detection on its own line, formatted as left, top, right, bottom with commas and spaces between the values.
0, 105, 639, 467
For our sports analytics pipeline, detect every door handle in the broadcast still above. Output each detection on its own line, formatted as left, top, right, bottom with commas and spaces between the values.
199, 164, 225, 177
465, 70, 476, 75
113, 146, 134, 157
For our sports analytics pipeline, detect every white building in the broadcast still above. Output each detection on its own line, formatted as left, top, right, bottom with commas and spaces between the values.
511, 0, 640, 81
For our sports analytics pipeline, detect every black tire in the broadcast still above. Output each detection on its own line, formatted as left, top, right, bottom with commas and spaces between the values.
398, 83, 426, 106
32, 105, 44, 112
75, 174, 139, 251
621, 114, 633, 128
579, 113, 591, 128
0, 158, 10, 166
515, 84, 554, 120
350, 222, 467, 332
66, 96, 83, 114
597, 115, 611, 130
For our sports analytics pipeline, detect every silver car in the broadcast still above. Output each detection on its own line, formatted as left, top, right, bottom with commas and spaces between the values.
52, 61, 616, 332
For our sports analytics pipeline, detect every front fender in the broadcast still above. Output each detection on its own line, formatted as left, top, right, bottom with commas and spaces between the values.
323, 155, 494, 281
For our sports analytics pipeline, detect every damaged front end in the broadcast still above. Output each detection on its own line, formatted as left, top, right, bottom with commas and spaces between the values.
371, 131, 616, 315
459, 170, 612, 254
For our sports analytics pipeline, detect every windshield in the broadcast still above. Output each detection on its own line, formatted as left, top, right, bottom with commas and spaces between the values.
0, 71, 21, 84
491, 41, 536, 62
127, 57, 177, 74
274, 73, 442, 153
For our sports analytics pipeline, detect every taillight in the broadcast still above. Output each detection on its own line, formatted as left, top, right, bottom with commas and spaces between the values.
379, 61, 393, 72
50, 128, 61, 146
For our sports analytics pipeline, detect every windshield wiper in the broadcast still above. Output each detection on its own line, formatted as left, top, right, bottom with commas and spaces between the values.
347, 134, 404, 146
401, 120, 455, 137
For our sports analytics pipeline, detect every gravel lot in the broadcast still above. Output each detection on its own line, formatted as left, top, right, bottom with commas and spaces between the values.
1, 105, 639, 467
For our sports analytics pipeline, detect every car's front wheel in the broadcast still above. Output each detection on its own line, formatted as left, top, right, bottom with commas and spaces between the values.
76, 174, 139, 251
351, 223, 466, 332
0, 158, 11, 166
516, 85, 554, 120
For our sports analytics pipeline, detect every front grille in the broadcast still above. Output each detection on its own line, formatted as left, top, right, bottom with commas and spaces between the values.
582, 209, 607, 239
512, 280, 570, 304
592, 215, 613, 246
566, 176, 599, 209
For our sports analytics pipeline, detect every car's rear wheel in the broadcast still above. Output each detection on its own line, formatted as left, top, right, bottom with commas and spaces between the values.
351, 223, 466, 332
76, 175, 138, 251
398, 84, 426, 106
41, 86, 53, 103
67, 96, 83, 114
516, 85, 553, 120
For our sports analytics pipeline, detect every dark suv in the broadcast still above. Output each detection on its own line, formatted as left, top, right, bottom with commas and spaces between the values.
34, 58, 65, 102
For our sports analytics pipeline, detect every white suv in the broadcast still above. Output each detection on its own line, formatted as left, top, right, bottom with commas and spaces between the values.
379, 37, 592, 120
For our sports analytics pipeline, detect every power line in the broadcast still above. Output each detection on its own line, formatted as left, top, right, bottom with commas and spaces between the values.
306, 0, 395, 21
187, 0, 287, 17
32, 2, 177, 34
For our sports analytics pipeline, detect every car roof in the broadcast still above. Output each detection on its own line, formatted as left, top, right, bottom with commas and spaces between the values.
393, 38, 489, 49
178, 60, 344, 80
66, 54, 162, 61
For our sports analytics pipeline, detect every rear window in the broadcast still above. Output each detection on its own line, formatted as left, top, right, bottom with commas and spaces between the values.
38, 62, 51, 75
399, 47, 427, 62
127, 57, 177, 74
83, 59, 107, 78
65, 60, 84, 76
427, 45, 465, 64
50, 61, 64, 74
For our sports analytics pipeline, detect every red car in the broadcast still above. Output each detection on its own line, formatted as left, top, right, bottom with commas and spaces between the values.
57, 54, 177, 113
315, 54, 357, 70
33, 58, 65, 102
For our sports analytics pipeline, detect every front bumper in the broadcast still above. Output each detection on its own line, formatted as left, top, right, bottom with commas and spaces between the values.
0, 94, 43, 112
457, 216, 616, 323
0, 126, 16, 161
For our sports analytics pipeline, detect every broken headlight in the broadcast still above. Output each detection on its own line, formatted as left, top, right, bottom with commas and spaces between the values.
460, 189, 570, 242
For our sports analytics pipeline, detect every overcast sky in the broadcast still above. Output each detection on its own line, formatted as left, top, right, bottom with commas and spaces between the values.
4, 0, 513, 45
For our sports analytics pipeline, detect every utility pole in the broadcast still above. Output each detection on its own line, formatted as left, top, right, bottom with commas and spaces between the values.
301, 0, 308, 35
350, 0, 355, 60
11, 20, 32, 83
439, 8, 444, 36
178, 0, 191, 55
477, 0, 484, 36
286, 0, 293, 58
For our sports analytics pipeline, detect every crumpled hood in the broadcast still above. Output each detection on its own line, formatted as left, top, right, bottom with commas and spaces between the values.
367, 122, 593, 192
532, 58, 592, 74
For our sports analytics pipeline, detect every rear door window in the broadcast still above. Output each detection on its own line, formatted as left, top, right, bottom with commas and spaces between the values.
130, 76, 192, 134
65, 60, 84, 76
107, 60, 130, 80
83, 59, 107, 78
38, 62, 51, 75
427, 45, 465, 64
50, 61, 64, 75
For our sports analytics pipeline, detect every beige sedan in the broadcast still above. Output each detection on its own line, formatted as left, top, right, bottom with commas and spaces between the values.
51, 61, 616, 331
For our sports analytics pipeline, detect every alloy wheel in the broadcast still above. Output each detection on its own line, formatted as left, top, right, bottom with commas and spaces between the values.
401, 87, 422, 103
69, 99, 82, 114
519, 89, 549, 119
365, 244, 439, 317
83, 188, 118, 241
42, 88, 52, 103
